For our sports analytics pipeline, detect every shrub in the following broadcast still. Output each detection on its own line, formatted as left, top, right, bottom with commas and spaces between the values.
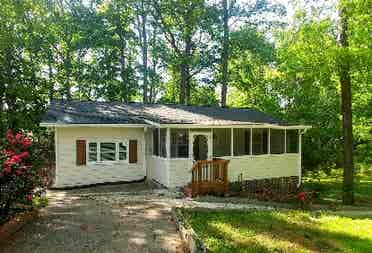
0, 130, 44, 219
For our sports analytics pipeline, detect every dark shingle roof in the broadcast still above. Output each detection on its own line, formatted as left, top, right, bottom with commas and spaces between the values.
42, 100, 287, 126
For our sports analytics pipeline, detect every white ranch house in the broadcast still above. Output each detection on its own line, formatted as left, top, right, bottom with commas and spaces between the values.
41, 100, 310, 189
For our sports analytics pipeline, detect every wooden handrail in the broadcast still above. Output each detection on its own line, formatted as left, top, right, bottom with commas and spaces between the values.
191, 159, 229, 184
188, 159, 229, 197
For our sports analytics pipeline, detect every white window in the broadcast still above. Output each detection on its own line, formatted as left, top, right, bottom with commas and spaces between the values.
87, 141, 128, 163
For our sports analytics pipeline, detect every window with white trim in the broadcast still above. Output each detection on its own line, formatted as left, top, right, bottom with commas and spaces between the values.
87, 141, 128, 163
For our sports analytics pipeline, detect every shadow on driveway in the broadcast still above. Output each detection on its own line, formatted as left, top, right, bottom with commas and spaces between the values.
0, 183, 186, 253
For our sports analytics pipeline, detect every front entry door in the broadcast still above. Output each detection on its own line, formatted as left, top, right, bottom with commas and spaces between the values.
193, 135, 208, 161
190, 132, 212, 161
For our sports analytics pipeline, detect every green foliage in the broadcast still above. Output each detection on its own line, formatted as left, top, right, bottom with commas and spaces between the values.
0, 0, 370, 173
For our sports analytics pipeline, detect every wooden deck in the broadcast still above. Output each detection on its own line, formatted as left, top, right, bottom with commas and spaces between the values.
186, 159, 229, 197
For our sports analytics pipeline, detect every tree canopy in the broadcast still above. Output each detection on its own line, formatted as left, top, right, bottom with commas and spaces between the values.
0, 0, 371, 176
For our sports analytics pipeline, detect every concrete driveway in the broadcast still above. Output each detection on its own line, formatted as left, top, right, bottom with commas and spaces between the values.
0, 183, 186, 253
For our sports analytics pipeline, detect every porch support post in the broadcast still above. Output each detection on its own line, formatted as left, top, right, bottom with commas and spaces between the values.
250, 128, 253, 155
284, 129, 287, 153
267, 128, 271, 155
166, 128, 170, 158
298, 129, 302, 186
211, 128, 214, 159
231, 128, 234, 157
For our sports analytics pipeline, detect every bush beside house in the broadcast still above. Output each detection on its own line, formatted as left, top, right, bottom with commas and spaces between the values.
0, 130, 45, 224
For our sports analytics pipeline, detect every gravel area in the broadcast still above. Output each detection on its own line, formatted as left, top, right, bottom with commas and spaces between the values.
0, 183, 186, 253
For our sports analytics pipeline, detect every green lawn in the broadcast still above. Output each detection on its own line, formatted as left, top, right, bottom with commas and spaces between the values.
303, 168, 372, 206
183, 209, 372, 253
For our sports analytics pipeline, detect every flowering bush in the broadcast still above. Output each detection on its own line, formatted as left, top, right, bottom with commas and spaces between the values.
0, 130, 43, 219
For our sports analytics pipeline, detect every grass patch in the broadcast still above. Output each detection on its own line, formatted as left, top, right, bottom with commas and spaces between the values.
303, 167, 372, 206
183, 209, 372, 253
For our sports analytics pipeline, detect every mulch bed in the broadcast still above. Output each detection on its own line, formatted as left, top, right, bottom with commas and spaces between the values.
0, 208, 39, 243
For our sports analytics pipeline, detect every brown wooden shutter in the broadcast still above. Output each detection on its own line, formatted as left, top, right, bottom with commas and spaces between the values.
76, 140, 86, 166
129, 140, 138, 163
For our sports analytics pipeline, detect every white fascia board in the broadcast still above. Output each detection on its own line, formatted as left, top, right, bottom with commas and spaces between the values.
39, 123, 149, 128
159, 123, 312, 130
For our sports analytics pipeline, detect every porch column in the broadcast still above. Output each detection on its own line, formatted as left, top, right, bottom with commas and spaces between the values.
230, 128, 234, 157
298, 129, 302, 186
267, 128, 271, 154
284, 129, 287, 153
250, 128, 253, 155
166, 128, 170, 158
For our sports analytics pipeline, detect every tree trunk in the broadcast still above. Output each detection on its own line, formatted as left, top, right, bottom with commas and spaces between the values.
220, 0, 229, 108
184, 34, 192, 105
140, 1, 148, 103
48, 53, 54, 101
339, 3, 354, 205
179, 62, 187, 105
120, 45, 128, 103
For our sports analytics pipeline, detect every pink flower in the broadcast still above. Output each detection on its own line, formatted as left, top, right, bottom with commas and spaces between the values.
298, 191, 306, 202
22, 138, 32, 148
26, 194, 33, 201
15, 132, 23, 141
6, 150, 15, 157
5, 166, 11, 174
18, 151, 29, 159
15, 169, 23, 176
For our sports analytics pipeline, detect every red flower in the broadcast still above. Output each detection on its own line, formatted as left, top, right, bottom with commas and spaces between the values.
15, 132, 23, 141
22, 138, 32, 148
6, 129, 14, 141
298, 191, 306, 202
15, 169, 23, 176
26, 194, 33, 201
4, 166, 12, 174
18, 151, 29, 159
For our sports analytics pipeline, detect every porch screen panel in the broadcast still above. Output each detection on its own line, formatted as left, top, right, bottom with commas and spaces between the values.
152, 129, 159, 156
286, 130, 299, 153
252, 128, 268, 155
233, 128, 251, 156
159, 128, 167, 158
171, 129, 189, 158
270, 129, 285, 154
213, 128, 231, 157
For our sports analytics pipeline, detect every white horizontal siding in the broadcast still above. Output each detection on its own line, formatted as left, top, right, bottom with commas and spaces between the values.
54, 127, 145, 188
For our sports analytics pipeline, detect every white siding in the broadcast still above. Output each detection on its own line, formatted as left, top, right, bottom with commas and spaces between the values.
54, 127, 145, 188
165, 154, 301, 188
225, 154, 301, 182
168, 159, 191, 188
147, 157, 169, 186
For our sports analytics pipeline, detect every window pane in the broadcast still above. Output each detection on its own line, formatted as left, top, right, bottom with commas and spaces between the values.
171, 129, 189, 158
119, 152, 127, 160
213, 129, 231, 157
270, 129, 284, 154
100, 143, 115, 153
153, 129, 159, 156
252, 129, 268, 155
100, 142, 116, 161
233, 129, 250, 156
101, 152, 116, 161
119, 143, 127, 160
160, 129, 167, 158
286, 130, 299, 153
88, 143, 97, 161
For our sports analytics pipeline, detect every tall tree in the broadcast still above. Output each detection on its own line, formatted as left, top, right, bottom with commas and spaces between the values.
220, 0, 229, 107
152, 0, 209, 104
135, 0, 149, 103
339, 1, 354, 205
